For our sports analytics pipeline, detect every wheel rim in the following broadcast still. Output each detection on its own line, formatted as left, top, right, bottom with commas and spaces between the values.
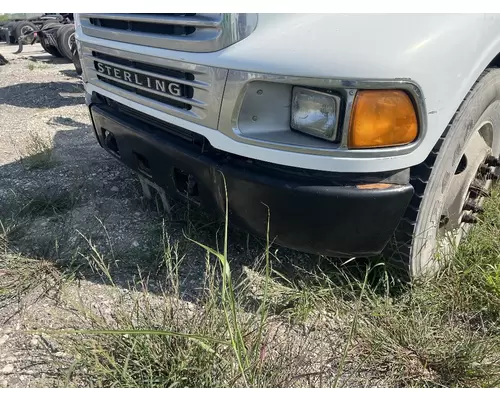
21, 26, 31, 36
20, 25, 34, 43
68, 32, 75, 52
436, 121, 498, 258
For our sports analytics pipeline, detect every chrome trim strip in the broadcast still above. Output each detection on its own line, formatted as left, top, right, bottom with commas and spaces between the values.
339, 89, 358, 149
219, 71, 427, 158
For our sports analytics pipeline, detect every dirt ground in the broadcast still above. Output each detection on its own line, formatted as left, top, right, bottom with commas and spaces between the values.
0, 43, 200, 387
0, 43, 328, 387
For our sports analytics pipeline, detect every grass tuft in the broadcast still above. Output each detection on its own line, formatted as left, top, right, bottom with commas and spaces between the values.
19, 188, 78, 218
27, 61, 49, 71
19, 131, 55, 170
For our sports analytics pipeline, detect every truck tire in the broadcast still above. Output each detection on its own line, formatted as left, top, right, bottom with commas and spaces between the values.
14, 21, 37, 44
40, 23, 63, 58
41, 22, 62, 31
0, 22, 15, 43
0, 53, 8, 66
71, 40, 82, 75
391, 68, 500, 280
42, 20, 60, 28
56, 24, 76, 61
41, 41, 63, 57
8, 22, 18, 44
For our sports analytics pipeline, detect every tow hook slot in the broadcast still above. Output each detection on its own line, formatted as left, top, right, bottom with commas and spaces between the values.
103, 129, 120, 156
133, 151, 152, 178
173, 168, 199, 198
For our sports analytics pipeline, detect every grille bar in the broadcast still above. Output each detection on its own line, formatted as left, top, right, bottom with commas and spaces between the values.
95, 72, 206, 108
93, 51, 193, 80
80, 13, 258, 53
80, 41, 229, 129
96, 76, 191, 110
91, 51, 206, 111
89, 56, 209, 90
86, 13, 222, 28
99, 94, 200, 144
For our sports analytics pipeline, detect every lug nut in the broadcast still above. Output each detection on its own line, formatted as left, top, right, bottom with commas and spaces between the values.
485, 155, 500, 167
462, 214, 478, 224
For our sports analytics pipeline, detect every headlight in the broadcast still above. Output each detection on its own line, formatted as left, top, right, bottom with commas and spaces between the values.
348, 90, 418, 149
290, 87, 341, 141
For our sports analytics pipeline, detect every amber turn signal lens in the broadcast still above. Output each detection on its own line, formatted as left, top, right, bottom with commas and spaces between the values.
348, 90, 418, 149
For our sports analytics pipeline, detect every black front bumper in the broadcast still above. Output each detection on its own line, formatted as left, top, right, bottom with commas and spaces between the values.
89, 101, 414, 257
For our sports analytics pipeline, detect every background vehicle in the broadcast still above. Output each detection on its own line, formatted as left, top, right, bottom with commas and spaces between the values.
74, 13, 500, 280
1, 13, 75, 62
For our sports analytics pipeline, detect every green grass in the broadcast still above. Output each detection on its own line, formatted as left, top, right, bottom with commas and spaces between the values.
0, 253, 63, 308
19, 188, 78, 218
27, 62, 49, 71
19, 131, 55, 170
0, 187, 78, 244
2, 183, 500, 387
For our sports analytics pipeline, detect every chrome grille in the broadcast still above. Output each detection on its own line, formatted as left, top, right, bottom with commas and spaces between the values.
81, 42, 228, 129
93, 51, 195, 110
79, 13, 258, 53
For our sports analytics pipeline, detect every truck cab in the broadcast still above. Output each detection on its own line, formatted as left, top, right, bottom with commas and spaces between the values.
75, 13, 500, 279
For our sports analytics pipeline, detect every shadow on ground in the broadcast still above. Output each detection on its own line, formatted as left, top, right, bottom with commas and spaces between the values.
0, 81, 84, 108
27, 54, 73, 65
59, 69, 79, 78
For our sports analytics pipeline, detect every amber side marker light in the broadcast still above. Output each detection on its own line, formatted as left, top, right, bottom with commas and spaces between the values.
348, 90, 418, 149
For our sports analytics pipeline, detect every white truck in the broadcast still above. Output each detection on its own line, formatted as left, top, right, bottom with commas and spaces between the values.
74, 13, 500, 279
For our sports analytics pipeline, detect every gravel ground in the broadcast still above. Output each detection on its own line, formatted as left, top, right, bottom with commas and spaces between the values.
0, 43, 210, 387
0, 43, 335, 387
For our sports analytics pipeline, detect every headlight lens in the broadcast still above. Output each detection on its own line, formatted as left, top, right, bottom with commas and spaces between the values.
290, 87, 341, 141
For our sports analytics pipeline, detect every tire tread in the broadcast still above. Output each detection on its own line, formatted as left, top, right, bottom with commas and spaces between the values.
387, 68, 495, 277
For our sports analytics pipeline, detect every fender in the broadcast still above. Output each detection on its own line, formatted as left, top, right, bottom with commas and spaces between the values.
207, 14, 500, 171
